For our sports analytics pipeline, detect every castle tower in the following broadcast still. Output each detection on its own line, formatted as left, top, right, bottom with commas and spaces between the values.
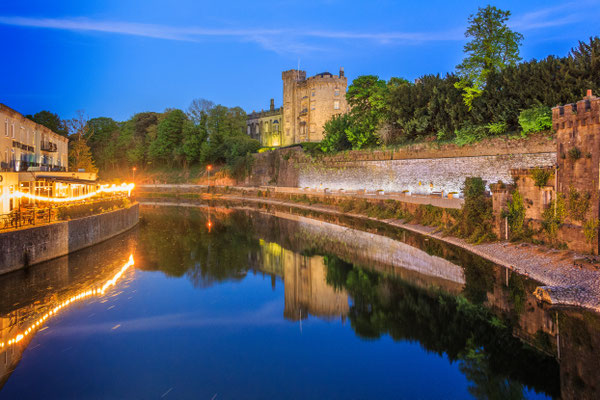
553, 90, 600, 252
282, 69, 306, 146
282, 68, 347, 145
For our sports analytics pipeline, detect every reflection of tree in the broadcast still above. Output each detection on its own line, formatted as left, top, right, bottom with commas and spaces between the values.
459, 339, 525, 400
324, 255, 560, 398
139, 207, 260, 287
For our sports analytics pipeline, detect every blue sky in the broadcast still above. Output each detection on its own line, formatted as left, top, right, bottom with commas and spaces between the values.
1, 0, 599, 121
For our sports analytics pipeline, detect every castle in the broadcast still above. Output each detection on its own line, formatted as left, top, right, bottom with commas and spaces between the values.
247, 68, 348, 147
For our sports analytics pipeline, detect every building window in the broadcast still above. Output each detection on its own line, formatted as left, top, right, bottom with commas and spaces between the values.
311, 91, 315, 97
4, 119, 7, 136
333, 101, 340, 110
334, 89, 340, 96
11, 123, 15, 138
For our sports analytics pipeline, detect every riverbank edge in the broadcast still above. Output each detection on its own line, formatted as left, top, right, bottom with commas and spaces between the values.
0, 203, 140, 275
140, 189, 600, 312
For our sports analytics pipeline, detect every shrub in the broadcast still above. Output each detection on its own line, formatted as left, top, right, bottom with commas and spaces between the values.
567, 186, 590, 222
518, 105, 552, 136
458, 177, 496, 243
584, 219, 599, 245
505, 190, 526, 240
454, 124, 488, 146
486, 121, 508, 135
321, 114, 353, 153
567, 147, 581, 161
531, 168, 553, 188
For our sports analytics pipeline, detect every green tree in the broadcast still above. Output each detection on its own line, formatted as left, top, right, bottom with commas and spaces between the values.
147, 109, 187, 166
455, 5, 524, 110
345, 75, 388, 149
67, 111, 97, 173
321, 114, 353, 153
26, 110, 69, 137
87, 117, 120, 170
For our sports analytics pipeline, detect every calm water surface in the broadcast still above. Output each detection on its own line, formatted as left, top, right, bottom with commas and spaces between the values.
0, 202, 599, 399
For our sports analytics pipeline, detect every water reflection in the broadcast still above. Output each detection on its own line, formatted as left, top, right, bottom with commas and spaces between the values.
0, 229, 137, 389
2, 202, 600, 399
138, 203, 600, 399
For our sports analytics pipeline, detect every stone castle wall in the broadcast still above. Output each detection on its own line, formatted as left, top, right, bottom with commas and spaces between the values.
247, 134, 557, 196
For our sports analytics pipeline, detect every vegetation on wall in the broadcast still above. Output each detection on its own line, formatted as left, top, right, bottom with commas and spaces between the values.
454, 177, 496, 243
541, 195, 566, 240
567, 186, 591, 222
531, 168, 553, 188
504, 190, 527, 240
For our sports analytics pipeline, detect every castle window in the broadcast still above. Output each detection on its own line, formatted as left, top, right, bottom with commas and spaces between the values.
585, 100, 591, 112
334, 89, 340, 96
559, 106, 565, 116
561, 122, 565, 129
333, 101, 340, 110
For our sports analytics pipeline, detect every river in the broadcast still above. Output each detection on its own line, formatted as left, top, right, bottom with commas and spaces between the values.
0, 202, 599, 399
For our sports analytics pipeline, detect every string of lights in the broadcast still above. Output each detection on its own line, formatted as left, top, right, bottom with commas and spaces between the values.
0, 254, 135, 349
11, 183, 135, 203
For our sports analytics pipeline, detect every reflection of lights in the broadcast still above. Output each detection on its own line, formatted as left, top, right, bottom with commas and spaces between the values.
207, 220, 213, 233
0, 254, 135, 349
12, 183, 135, 203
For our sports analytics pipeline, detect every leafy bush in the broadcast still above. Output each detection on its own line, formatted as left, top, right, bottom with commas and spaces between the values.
505, 190, 527, 240
518, 105, 552, 136
454, 124, 488, 146
458, 177, 496, 243
567, 186, 590, 222
486, 121, 508, 135
321, 114, 353, 153
531, 168, 553, 188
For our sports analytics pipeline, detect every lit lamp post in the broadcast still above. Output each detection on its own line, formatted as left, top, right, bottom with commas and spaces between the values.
132, 167, 137, 182
206, 165, 212, 193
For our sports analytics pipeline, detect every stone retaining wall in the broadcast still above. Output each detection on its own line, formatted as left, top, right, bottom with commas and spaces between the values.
0, 203, 139, 275
247, 135, 557, 196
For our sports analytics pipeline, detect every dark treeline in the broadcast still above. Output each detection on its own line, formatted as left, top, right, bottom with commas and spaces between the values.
322, 35, 600, 151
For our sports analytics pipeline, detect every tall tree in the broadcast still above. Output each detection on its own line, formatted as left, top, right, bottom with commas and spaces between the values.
345, 75, 388, 149
26, 110, 69, 137
187, 98, 215, 125
148, 109, 187, 166
455, 5, 523, 110
67, 110, 97, 173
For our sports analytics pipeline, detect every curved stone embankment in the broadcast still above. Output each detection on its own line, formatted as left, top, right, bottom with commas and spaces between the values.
218, 195, 600, 313
0, 203, 139, 275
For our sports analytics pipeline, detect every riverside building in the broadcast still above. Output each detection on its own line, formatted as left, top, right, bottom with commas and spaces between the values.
0, 103, 97, 215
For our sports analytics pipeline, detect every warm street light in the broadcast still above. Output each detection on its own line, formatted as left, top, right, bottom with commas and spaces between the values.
132, 167, 137, 182
207, 165, 212, 192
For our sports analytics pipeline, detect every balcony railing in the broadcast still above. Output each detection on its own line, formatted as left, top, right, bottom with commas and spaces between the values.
41, 141, 58, 152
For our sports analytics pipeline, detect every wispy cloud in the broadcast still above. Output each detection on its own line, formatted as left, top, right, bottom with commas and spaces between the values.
0, 2, 597, 56
0, 15, 460, 55
511, 1, 599, 31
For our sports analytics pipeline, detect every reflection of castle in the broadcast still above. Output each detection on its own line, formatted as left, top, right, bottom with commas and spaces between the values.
255, 239, 349, 321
